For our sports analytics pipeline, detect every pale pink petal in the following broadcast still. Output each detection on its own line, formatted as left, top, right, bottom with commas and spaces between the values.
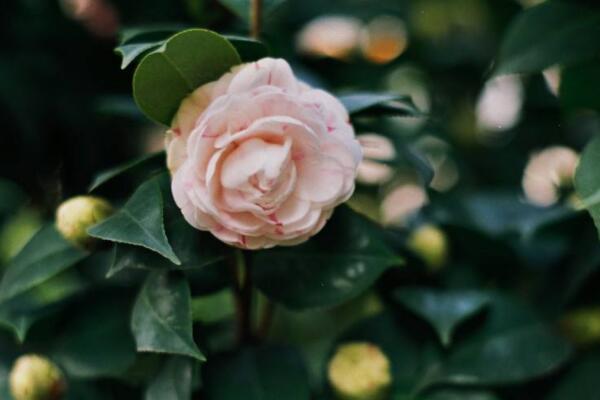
227, 58, 299, 94
296, 156, 346, 205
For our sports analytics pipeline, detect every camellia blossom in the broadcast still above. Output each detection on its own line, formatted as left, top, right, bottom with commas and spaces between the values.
167, 58, 362, 249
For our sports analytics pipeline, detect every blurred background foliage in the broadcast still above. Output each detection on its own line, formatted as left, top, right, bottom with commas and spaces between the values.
2, 0, 600, 399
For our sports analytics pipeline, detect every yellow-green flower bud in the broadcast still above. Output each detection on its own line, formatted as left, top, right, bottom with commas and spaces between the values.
328, 342, 391, 400
407, 224, 448, 271
9, 354, 65, 400
560, 307, 600, 347
55, 196, 113, 248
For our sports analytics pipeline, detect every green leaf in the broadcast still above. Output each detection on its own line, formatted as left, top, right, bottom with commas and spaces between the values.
53, 299, 137, 378
191, 289, 235, 324
394, 288, 490, 347
88, 174, 180, 264
145, 356, 194, 400
133, 29, 241, 125
251, 205, 403, 310
0, 225, 88, 302
106, 190, 228, 277
131, 271, 205, 361
218, 0, 288, 24
560, 61, 600, 113
224, 35, 269, 62
338, 92, 421, 117
575, 135, 600, 239
88, 151, 165, 192
433, 324, 572, 386
106, 177, 230, 294
427, 190, 577, 239
204, 345, 310, 400
494, 1, 600, 75
0, 273, 85, 342
116, 25, 267, 69
547, 351, 600, 400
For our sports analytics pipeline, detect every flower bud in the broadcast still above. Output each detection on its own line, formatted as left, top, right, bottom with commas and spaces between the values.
9, 354, 65, 400
55, 196, 113, 248
328, 342, 391, 400
560, 307, 600, 347
407, 224, 448, 271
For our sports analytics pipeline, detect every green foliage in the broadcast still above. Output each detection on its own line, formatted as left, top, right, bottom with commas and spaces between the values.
3, 1, 600, 399
203, 345, 310, 400
575, 135, 600, 238
88, 174, 180, 264
53, 300, 137, 378
132, 29, 241, 125
395, 288, 489, 347
252, 205, 403, 309
145, 356, 194, 400
339, 92, 422, 118
494, 1, 600, 75
131, 271, 205, 361
88, 151, 165, 192
0, 226, 88, 302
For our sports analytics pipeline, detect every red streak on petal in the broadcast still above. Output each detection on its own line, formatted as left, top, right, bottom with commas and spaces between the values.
275, 226, 284, 235
267, 71, 273, 85
173, 127, 182, 137
327, 125, 335, 133
268, 213, 282, 225
292, 150, 304, 161
282, 124, 288, 131
240, 235, 247, 246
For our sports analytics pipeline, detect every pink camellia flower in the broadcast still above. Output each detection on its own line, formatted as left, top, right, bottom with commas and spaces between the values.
167, 58, 362, 249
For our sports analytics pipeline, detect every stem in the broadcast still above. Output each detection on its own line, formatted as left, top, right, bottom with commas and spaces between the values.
257, 300, 276, 339
250, 0, 262, 39
229, 249, 253, 344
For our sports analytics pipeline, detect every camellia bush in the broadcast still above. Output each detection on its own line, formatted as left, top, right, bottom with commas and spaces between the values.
2, 0, 600, 399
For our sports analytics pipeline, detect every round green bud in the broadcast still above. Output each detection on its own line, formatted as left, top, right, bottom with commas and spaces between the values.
9, 354, 65, 400
407, 224, 448, 271
560, 307, 600, 347
328, 342, 391, 400
55, 196, 113, 248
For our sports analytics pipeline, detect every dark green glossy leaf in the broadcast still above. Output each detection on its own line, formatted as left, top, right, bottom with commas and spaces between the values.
131, 272, 205, 361
0, 273, 85, 342
394, 288, 490, 347
224, 35, 269, 62
338, 92, 421, 117
251, 205, 403, 310
133, 29, 241, 125
427, 191, 577, 239
117, 26, 267, 69
53, 300, 137, 378
204, 345, 310, 400
560, 61, 600, 113
145, 356, 194, 400
218, 0, 288, 24
433, 324, 571, 386
88, 152, 165, 192
106, 196, 228, 278
494, 1, 600, 75
547, 351, 600, 400
0, 225, 88, 302
88, 175, 180, 264
575, 135, 600, 238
